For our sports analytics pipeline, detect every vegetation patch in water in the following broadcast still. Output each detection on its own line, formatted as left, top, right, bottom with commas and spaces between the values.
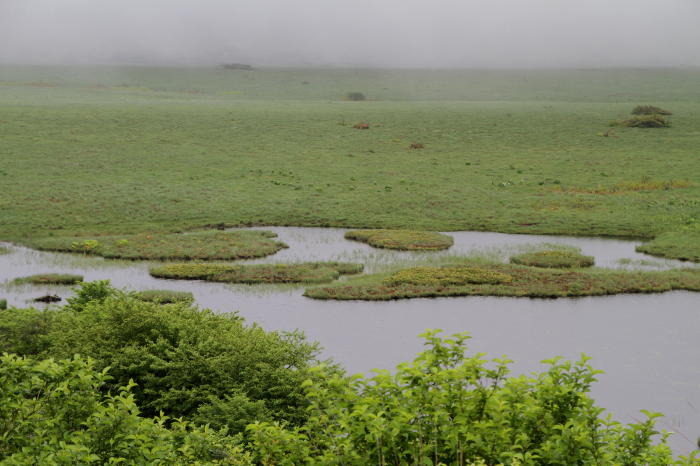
385, 266, 512, 286
14, 273, 84, 285
0, 246, 9, 255
29, 230, 287, 261
509, 250, 594, 268
132, 290, 194, 304
636, 230, 700, 263
304, 261, 700, 300
150, 262, 363, 284
345, 229, 453, 251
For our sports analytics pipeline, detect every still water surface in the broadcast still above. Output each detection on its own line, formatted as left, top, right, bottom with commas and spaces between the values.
1, 227, 698, 454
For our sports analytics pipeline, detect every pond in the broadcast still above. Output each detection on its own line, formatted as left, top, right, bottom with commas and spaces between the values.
1, 227, 698, 454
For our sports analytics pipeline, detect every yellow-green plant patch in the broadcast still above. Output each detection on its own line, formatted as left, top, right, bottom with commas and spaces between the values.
345, 230, 453, 251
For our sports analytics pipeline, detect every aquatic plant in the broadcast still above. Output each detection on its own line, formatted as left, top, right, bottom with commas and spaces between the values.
31, 230, 287, 261
509, 250, 594, 268
150, 262, 363, 284
132, 289, 194, 304
14, 273, 84, 285
345, 229, 453, 251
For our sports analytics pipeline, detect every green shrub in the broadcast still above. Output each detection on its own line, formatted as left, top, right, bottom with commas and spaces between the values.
132, 289, 194, 304
345, 229, 454, 251
385, 266, 512, 286
510, 249, 595, 268
150, 262, 363, 284
0, 299, 6, 310
345, 91, 366, 101
620, 114, 670, 128
0, 283, 323, 434
247, 331, 683, 465
13, 273, 84, 285
0, 354, 251, 464
30, 230, 287, 261
632, 105, 672, 115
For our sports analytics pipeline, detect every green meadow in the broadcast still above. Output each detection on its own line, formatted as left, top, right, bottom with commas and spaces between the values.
1, 66, 699, 260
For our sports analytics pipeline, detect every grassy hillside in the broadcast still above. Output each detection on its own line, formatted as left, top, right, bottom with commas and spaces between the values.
1, 66, 698, 259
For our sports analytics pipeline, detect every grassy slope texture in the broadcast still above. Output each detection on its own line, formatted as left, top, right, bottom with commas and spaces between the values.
1, 67, 698, 261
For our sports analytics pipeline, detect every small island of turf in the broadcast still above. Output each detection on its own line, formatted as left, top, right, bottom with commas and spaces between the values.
345, 229, 453, 251
28, 230, 287, 261
132, 290, 194, 304
150, 262, 364, 284
509, 250, 594, 268
14, 274, 84, 285
636, 231, 700, 263
304, 262, 700, 300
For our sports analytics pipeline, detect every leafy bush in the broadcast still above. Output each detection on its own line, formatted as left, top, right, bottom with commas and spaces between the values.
632, 105, 672, 115
14, 273, 84, 285
0, 354, 251, 464
132, 289, 194, 304
0, 299, 6, 310
385, 266, 512, 286
0, 282, 323, 434
247, 331, 686, 465
510, 249, 595, 268
346, 91, 366, 101
345, 229, 454, 251
150, 262, 363, 284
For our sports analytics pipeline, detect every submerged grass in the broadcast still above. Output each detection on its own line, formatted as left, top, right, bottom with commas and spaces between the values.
150, 261, 363, 284
510, 250, 594, 268
304, 260, 700, 300
14, 274, 84, 285
132, 290, 194, 304
345, 230, 453, 251
28, 230, 286, 261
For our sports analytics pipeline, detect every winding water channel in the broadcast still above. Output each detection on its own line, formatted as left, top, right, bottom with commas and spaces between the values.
1, 227, 698, 454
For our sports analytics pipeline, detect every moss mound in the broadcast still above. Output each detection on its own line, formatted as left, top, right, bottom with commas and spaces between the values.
385, 266, 512, 286
150, 262, 363, 284
29, 230, 287, 261
510, 250, 594, 269
631, 105, 672, 116
132, 290, 194, 304
345, 229, 453, 251
14, 274, 84, 285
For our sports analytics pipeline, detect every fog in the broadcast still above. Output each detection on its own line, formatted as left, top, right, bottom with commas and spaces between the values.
1, 0, 699, 68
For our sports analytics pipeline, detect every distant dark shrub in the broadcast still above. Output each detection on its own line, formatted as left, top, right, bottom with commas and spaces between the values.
409, 143, 425, 149
346, 92, 366, 101
621, 114, 670, 128
15, 273, 83, 285
221, 63, 254, 70
632, 105, 672, 116
0, 299, 6, 310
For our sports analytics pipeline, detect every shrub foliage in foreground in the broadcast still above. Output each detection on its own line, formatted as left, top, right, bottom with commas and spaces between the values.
248, 331, 689, 465
0, 281, 321, 435
0, 354, 250, 464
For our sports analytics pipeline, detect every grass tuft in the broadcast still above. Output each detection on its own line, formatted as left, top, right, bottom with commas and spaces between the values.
132, 290, 194, 304
345, 229, 453, 251
619, 114, 670, 128
29, 230, 286, 261
14, 274, 84, 285
150, 262, 363, 284
509, 250, 594, 268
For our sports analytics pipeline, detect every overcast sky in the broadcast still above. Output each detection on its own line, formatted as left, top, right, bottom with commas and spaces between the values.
1, 0, 699, 68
